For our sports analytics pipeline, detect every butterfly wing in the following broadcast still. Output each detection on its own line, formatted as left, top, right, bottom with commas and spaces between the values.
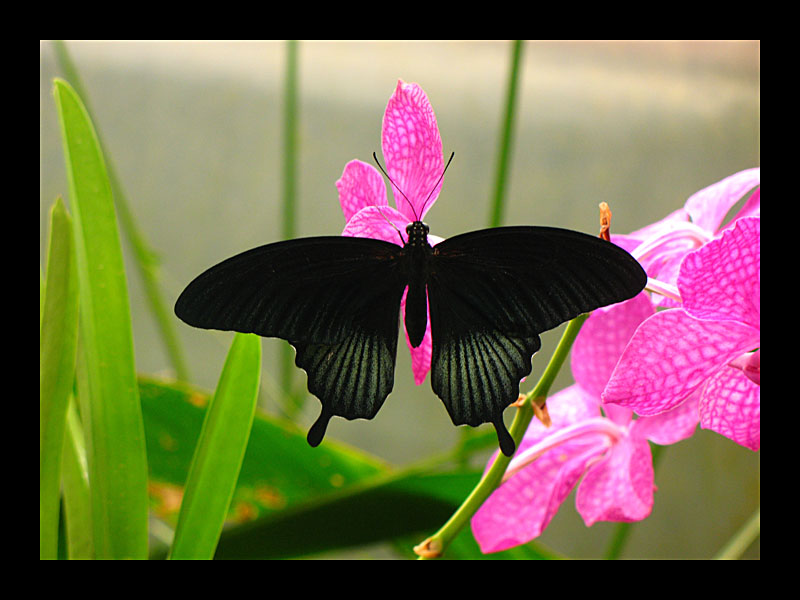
427, 226, 647, 456
175, 236, 408, 446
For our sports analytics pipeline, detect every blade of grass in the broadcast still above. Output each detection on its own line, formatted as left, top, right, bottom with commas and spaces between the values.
40, 197, 79, 559
54, 78, 149, 559
169, 333, 262, 559
52, 40, 190, 381
61, 398, 93, 559
488, 39, 524, 228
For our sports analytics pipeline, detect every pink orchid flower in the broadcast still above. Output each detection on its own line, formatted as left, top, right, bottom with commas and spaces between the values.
602, 217, 760, 451
471, 293, 699, 554
618, 168, 760, 307
336, 80, 445, 384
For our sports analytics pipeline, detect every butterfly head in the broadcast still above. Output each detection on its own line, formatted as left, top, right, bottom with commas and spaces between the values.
405, 221, 430, 248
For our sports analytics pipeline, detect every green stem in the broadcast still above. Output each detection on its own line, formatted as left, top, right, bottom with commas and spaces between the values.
488, 40, 524, 228
713, 506, 760, 559
280, 40, 302, 417
416, 314, 588, 559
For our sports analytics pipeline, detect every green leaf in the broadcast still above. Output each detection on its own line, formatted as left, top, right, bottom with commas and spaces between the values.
61, 399, 93, 559
169, 333, 262, 559
213, 472, 480, 559
53, 78, 148, 559
140, 378, 385, 529
40, 197, 79, 559
53, 41, 190, 381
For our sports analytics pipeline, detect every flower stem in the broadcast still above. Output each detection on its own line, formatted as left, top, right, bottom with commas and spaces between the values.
414, 313, 589, 559
281, 40, 303, 418
713, 506, 760, 559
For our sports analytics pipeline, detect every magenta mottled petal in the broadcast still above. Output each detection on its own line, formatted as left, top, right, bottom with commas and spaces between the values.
684, 168, 760, 233
679, 217, 760, 327
471, 438, 604, 553
576, 430, 654, 526
399, 288, 432, 384
730, 187, 760, 224
571, 292, 654, 398
381, 80, 443, 221
602, 310, 760, 416
336, 160, 388, 223
537, 385, 601, 434
700, 365, 760, 450
342, 205, 407, 245
633, 391, 700, 445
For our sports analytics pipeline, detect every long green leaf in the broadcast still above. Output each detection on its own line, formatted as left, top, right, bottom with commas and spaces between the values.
52, 41, 190, 381
169, 333, 262, 559
53, 78, 148, 559
61, 399, 93, 559
40, 197, 79, 559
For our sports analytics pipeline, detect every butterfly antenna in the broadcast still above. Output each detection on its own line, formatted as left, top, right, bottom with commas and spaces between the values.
376, 205, 406, 244
373, 152, 419, 221
418, 151, 455, 219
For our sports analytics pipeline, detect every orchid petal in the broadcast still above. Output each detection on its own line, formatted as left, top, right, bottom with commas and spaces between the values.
576, 429, 654, 526
336, 159, 388, 223
381, 80, 444, 221
633, 391, 700, 445
679, 217, 760, 328
535, 385, 601, 434
628, 207, 690, 241
571, 292, 654, 398
399, 288, 432, 385
602, 309, 760, 416
342, 205, 408, 245
730, 187, 760, 224
472, 433, 605, 553
700, 364, 760, 451
729, 349, 760, 386
684, 168, 760, 233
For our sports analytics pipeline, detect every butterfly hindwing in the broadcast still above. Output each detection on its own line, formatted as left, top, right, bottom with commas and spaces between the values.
175, 236, 407, 445
427, 226, 647, 455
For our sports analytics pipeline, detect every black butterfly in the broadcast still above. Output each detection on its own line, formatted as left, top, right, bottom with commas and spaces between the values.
175, 208, 646, 457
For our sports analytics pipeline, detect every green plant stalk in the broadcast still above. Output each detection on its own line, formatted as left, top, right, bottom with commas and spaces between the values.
169, 333, 262, 560
488, 40, 524, 228
54, 78, 149, 559
52, 40, 190, 382
40, 198, 79, 559
417, 313, 589, 559
281, 40, 303, 417
714, 506, 760, 560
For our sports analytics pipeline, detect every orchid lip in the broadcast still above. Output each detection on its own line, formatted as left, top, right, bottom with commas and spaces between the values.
501, 417, 627, 483
645, 277, 682, 302
632, 222, 712, 264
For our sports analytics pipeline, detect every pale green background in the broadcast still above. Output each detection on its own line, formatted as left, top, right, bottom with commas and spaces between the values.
40, 40, 759, 558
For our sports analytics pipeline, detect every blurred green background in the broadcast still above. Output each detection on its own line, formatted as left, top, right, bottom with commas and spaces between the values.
40, 40, 759, 558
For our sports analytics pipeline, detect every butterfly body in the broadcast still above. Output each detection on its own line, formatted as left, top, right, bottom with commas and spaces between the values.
402, 221, 433, 348
175, 224, 646, 456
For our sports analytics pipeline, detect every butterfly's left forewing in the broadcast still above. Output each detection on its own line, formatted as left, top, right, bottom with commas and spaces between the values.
427, 226, 647, 456
175, 236, 408, 446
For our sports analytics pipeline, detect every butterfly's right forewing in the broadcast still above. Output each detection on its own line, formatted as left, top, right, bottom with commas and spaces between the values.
427, 226, 647, 456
